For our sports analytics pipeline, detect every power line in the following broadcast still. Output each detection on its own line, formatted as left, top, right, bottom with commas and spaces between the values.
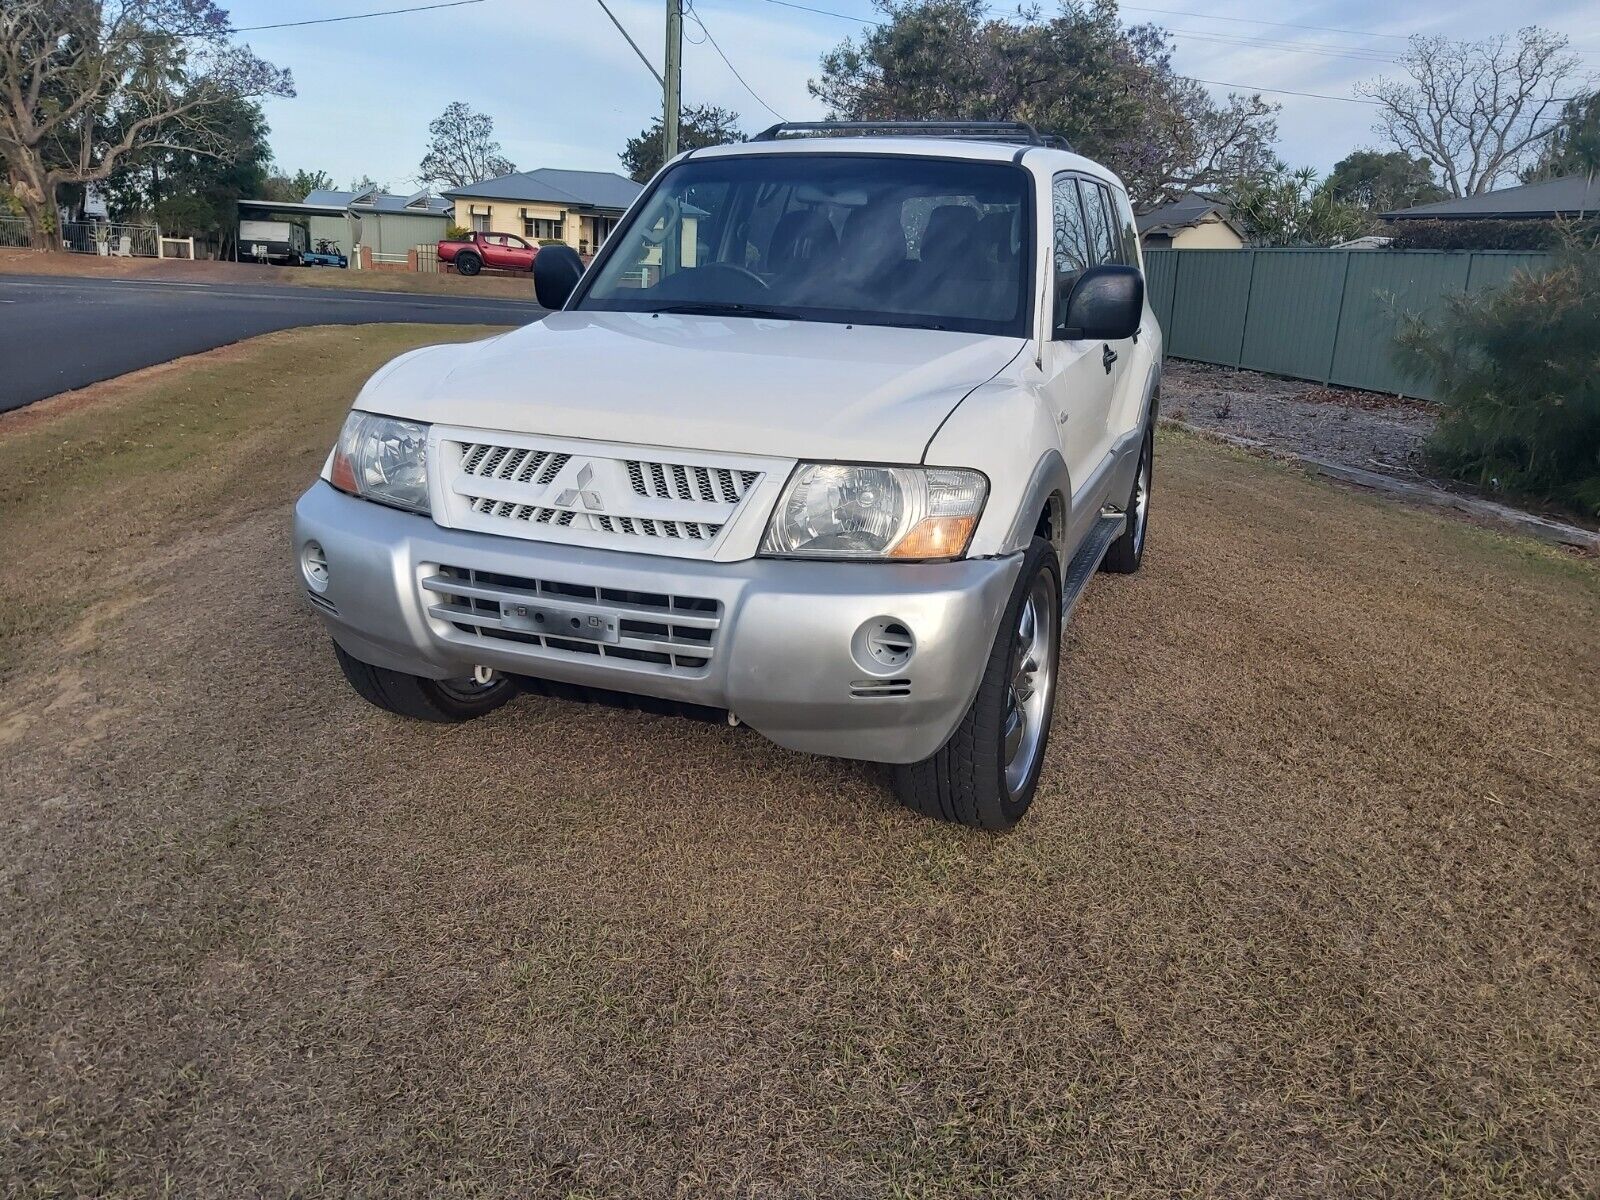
760, 0, 883, 22
1162, 27, 1395, 65
593, 0, 664, 86
1186, 76, 1380, 105
1121, 5, 1412, 43
753, 0, 1383, 107
227, 0, 488, 34
688, 1, 787, 120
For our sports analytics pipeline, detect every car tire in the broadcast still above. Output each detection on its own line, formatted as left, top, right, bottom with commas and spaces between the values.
332, 642, 514, 723
1101, 419, 1153, 575
455, 251, 482, 276
890, 536, 1061, 831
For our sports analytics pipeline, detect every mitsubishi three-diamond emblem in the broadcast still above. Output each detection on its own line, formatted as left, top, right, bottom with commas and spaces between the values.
554, 462, 604, 511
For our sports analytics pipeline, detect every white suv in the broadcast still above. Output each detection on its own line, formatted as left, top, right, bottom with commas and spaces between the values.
292, 121, 1161, 829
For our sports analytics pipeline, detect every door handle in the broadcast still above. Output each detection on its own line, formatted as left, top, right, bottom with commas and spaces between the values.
1101, 343, 1118, 373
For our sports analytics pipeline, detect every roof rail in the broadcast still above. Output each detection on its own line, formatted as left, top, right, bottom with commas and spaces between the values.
751, 120, 1073, 152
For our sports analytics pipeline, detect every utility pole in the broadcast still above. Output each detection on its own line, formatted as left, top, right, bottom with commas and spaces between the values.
663, 0, 683, 162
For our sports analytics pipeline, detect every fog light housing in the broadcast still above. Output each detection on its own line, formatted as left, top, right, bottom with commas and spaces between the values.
301, 540, 330, 593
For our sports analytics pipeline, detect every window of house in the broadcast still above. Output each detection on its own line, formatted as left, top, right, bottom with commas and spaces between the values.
470, 209, 489, 233
523, 216, 564, 241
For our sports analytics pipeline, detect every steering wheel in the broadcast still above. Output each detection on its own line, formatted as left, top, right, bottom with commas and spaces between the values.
693, 261, 769, 291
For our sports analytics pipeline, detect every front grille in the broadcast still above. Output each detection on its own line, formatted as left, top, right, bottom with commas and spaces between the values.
441, 437, 768, 554
423, 566, 721, 675
624, 460, 760, 505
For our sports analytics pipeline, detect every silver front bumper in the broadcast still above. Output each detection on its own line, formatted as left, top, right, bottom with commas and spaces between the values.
293, 482, 1022, 763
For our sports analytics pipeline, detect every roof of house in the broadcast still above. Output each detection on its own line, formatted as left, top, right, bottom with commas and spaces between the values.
301, 188, 452, 216
1136, 191, 1243, 238
442, 168, 644, 211
1383, 174, 1600, 220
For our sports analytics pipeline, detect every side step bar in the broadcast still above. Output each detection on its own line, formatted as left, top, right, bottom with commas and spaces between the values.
1061, 511, 1126, 622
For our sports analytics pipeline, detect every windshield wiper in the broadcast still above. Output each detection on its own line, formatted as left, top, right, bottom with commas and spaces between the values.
650, 302, 799, 320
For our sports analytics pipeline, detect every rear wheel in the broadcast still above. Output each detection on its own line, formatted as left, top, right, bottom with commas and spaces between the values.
1102, 421, 1153, 574
890, 537, 1060, 830
333, 642, 514, 723
455, 251, 482, 276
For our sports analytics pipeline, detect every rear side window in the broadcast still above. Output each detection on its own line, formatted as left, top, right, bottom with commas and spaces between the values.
1079, 179, 1118, 266
1110, 188, 1141, 268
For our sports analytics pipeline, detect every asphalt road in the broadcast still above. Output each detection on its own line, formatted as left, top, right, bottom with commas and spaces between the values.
0, 274, 545, 412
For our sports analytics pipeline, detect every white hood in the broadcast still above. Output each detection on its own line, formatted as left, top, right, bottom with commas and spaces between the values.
358, 311, 1026, 463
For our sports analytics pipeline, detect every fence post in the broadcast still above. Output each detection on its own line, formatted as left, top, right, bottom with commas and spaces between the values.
1235, 249, 1258, 366
1324, 250, 1355, 384
1168, 249, 1186, 354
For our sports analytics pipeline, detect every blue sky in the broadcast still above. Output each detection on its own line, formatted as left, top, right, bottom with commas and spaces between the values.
236, 0, 1600, 192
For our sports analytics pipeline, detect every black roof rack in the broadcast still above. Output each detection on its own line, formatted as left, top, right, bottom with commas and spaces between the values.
751, 120, 1073, 152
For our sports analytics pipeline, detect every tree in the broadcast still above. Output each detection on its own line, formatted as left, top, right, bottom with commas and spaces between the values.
100, 92, 270, 239
349, 175, 391, 195
1356, 28, 1582, 197
0, 0, 293, 248
1396, 235, 1600, 516
620, 104, 744, 183
1522, 91, 1600, 186
1325, 150, 1445, 213
418, 101, 514, 189
1228, 165, 1373, 247
259, 167, 334, 202
809, 0, 1279, 212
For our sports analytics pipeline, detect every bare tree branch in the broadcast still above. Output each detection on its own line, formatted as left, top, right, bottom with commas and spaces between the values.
1356, 27, 1586, 196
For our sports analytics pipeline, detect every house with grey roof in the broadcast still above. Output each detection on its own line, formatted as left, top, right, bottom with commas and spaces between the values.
1136, 192, 1247, 250
1382, 173, 1600, 221
237, 186, 452, 264
443, 168, 645, 255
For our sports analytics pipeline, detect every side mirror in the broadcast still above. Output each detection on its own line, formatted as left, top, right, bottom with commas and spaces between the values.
1056, 264, 1143, 341
533, 244, 584, 309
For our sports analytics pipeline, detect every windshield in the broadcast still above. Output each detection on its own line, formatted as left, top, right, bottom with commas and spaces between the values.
576, 154, 1032, 337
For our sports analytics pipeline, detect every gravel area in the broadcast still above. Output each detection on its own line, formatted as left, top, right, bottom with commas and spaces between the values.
1162, 360, 1439, 475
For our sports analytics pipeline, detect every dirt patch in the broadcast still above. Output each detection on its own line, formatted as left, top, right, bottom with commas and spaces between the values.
1163, 360, 1438, 475
1, 336, 1597, 1197
0, 247, 537, 299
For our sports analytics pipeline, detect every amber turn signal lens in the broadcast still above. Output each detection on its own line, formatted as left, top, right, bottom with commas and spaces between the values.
328, 447, 358, 495
888, 515, 977, 559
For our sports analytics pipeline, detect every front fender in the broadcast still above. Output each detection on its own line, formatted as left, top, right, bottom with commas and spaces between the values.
923, 377, 1063, 560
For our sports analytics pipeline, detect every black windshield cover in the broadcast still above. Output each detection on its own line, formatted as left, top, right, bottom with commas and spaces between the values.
578, 155, 1032, 337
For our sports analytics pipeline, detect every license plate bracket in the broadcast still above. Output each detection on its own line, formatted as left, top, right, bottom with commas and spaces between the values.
498, 601, 620, 644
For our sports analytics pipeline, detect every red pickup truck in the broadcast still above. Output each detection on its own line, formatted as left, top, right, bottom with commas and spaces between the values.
436, 231, 538, 276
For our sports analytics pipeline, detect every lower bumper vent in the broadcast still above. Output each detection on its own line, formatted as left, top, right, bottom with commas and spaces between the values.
850, 678, 911, 699
422, 566, 721, 675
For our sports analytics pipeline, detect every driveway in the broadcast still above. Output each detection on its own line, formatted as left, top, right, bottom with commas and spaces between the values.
0, 274, 544, 411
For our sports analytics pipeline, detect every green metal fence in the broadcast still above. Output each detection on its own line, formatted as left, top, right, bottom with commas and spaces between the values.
1143, 248, 1554, 399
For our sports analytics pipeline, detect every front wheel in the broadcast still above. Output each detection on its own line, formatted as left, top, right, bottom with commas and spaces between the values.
332, 643, 514, 723
454, 251, 482, 276
890, 537, 1061, 830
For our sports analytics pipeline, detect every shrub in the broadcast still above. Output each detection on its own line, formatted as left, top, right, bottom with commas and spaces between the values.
445, 223, 470, 240
1396, 237, 1600, 516
1386, 218, 1600, 251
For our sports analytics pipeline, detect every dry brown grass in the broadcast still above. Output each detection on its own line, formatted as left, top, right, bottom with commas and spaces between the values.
1, 329, 1596, 1197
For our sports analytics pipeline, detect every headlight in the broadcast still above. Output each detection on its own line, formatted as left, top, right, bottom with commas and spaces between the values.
327, 411, 431, 514
760, 464, 988, 560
